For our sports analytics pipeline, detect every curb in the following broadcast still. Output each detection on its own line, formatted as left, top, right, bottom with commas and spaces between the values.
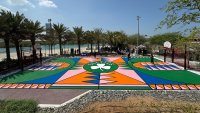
38, 90, 91, 108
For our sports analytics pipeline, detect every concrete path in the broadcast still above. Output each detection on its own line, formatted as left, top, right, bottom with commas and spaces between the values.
0, 89, 88, 104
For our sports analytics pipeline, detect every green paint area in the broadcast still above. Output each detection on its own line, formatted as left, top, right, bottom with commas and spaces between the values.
83, 61, 118, 73
99, 86, 151, 90
49, 86, 151, 90
0, 58, 75, 83
130, 57, 161, 64
129, 57, 200, 84
49, 86, 99, 89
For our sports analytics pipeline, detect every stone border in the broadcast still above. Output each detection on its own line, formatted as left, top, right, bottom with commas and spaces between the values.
38, 90, 200, 113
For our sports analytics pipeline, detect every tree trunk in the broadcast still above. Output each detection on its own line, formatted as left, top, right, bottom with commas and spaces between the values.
51, 44, 53, 55
14, 40, 21, 67
4, 38, 11, 68
31, 37, 36, 64
49, 44, 50, 56
59, 36, 62, 55
78, 37, 81, 55
110, 45, 113, 53
97, 41, 100, 53
90, 42, 93, 53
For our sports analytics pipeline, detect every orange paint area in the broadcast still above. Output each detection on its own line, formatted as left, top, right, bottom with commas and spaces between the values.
101, 71, 145, 85
133, 62, 145, 69
57, 62, 70, 69
56, 71, 96, 85
112, 57, 125, 65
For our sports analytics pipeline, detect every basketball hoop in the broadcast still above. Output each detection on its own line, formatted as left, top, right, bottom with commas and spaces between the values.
164, 41, 171, 48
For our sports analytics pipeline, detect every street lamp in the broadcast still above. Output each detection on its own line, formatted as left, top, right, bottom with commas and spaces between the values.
136, 16, 141, 56
48, 19, 52, 56
48, 19, 52, 28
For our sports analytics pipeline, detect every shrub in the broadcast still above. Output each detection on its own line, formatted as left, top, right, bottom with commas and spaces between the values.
0, 100, 38, 113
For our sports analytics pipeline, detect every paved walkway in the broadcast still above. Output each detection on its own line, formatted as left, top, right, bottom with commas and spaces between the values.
0, 89, 87, 104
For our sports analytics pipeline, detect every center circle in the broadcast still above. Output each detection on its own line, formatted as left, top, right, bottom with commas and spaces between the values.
83, 61, 118, 73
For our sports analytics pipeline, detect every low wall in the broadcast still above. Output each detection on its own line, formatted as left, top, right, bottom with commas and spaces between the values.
38, 90, 200, 113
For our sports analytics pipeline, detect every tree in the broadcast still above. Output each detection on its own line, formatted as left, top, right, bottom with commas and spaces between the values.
94, 28, 103, 53
23, 19, 44, 63
53, 23, 67, 55
10, 11, 25, 64
41, 32, 57, 56
128, 34, 147, 46
0, 10, 12, 67
114, 31, 128, 50
73, 27, 84, 55
106, 31, 115, 52
84, 30, 95, 53
149, 32, 182, 45
158, 0, 200, 29
176, 29, 200, 61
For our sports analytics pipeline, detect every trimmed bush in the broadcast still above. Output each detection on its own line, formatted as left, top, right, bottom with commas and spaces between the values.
0, 100, 38, 113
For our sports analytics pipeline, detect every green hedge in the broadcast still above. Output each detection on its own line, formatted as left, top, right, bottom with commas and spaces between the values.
0, 100, 38, 113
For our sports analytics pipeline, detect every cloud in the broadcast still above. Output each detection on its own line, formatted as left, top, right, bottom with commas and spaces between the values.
0, 5, 11, 11
7, 0, 35, 8
38, 0, 57, 8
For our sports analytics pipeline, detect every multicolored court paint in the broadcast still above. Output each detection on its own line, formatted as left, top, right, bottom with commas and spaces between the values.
1, 56, 200, 90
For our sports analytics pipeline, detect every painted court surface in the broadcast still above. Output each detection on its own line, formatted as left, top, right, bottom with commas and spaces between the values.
0, 56, 200, 90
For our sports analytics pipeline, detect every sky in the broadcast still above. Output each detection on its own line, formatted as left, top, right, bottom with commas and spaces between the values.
0, 0, 191, 36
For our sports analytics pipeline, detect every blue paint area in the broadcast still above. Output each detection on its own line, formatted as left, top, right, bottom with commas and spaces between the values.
30, 65, 40, 69
145, 65, 153, 70
134, 70, 183, 84
101, 58, 108, 62
87, 75, 99, 79
122, 57, 129, 64
21, 70, 68, 84
156, 65, 166, 69
150, 65, 159, 70
164, 65, 174, 69
169, 65, 179, 69
85, 72, 100, 84
71, 58, 80, 63
85, 79, 99, 84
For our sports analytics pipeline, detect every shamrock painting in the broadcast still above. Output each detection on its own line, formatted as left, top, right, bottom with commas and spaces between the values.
83, 61, 118, 73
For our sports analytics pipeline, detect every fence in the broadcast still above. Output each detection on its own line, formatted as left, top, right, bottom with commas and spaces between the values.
156, 46, 200, 71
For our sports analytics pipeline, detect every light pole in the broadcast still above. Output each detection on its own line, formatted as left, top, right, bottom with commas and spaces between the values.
137, 16, 141, 56
48, 19, 52, 56
48, 19, 52, 29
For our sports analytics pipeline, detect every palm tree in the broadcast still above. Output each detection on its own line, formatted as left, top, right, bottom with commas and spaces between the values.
10, 11, 25, 64
0, 10, 12, 67
63, 30, 75, 52
73, 27, 84, 55
94, 28, 103, 53
114, 31, 128, 50
23, 19, 44, 63
41, 30, 57, 56
84, 30, 95, 53
106, 31, 115, 52
53, 23, 67, 55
